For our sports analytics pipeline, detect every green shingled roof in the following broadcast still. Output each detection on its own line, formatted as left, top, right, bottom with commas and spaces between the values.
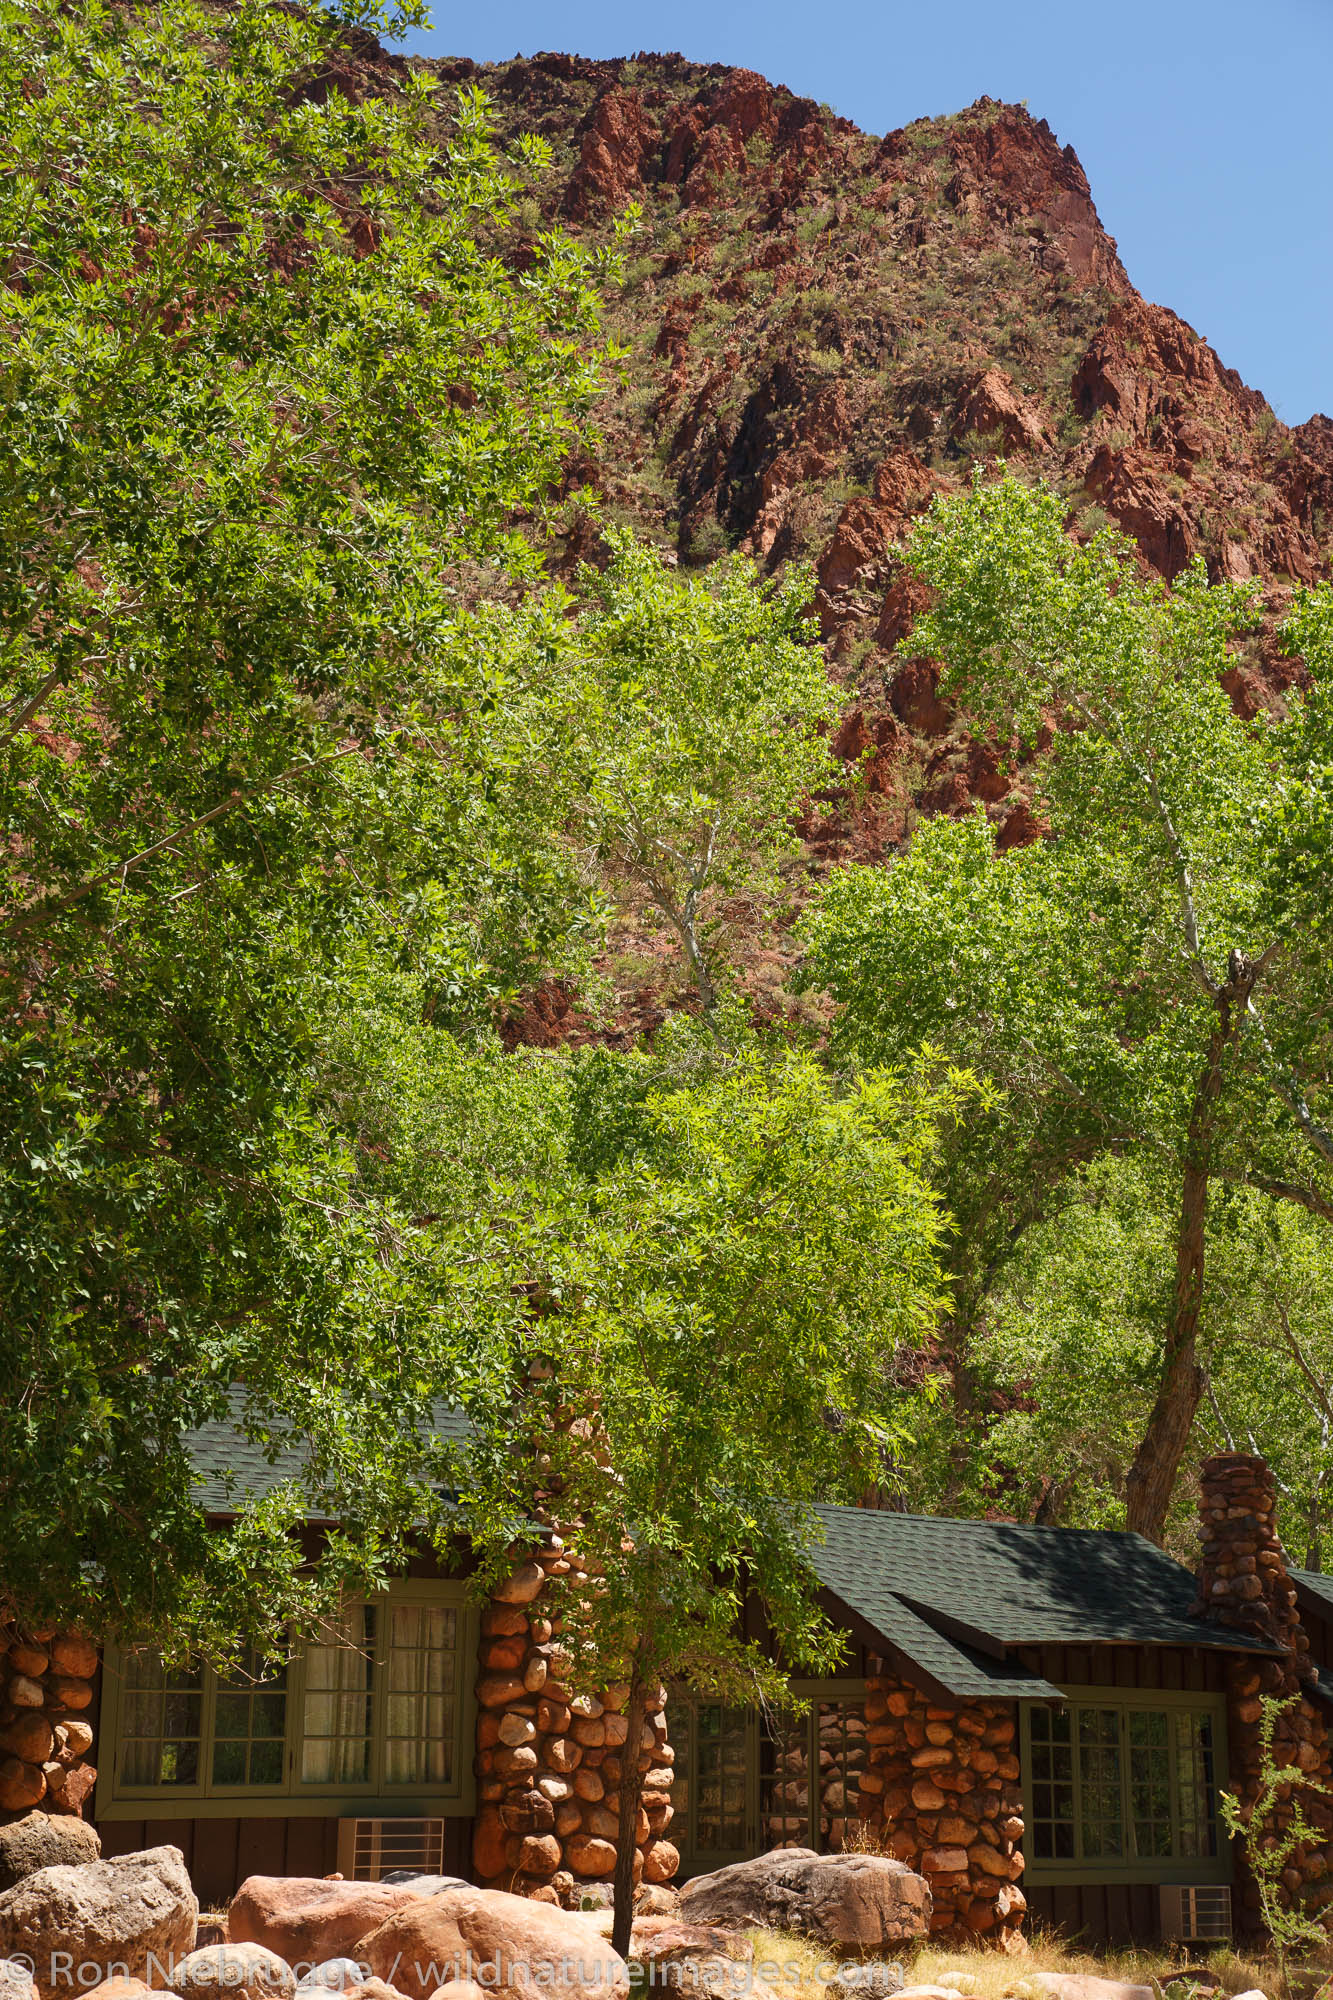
187, 1387, 469, 1519
806, 1504, 1282, 1698
186, 1406, 1285, 1700
1294, 1568, 1333, 1621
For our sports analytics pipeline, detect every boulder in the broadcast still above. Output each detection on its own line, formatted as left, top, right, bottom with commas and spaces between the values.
294, 1962, 369, 1994
0, 1844, 197, 2000
355, 1885, 629, 2000
678, 1850, 931, 1950
85, 1982, 181, 2000
427, 1985, 491, 2000
0, 1811, 102, 1891
0, 1964, 35, 2000
230, 1880, 423, 1967
630, 1924, 753, 1999
380, 1876, 471, 1897
634, 1889, 678, 1917
1023, 1981, 1154, 2000
828, 1967, 904, 2000
174, 1945, 296, 2000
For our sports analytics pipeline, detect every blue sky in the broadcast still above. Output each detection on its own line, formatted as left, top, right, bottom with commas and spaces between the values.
400, 0, 1333, 426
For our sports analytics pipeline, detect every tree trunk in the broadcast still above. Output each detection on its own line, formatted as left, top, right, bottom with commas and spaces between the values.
610, 1669, 647, 1962
1124, 1159, 1208, 1543
1125, 1000, 1238, 1543
652, 887, 718, 1017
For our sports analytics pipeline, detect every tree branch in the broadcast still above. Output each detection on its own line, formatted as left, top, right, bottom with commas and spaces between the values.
1276, 1300, 1333, 1433
2, 742, 363, 938
0, 662, 72, 750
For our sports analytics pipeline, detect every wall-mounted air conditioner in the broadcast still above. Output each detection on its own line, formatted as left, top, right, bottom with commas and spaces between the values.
1159, 1884, 1232, 1943
336, 1817, 448, 1882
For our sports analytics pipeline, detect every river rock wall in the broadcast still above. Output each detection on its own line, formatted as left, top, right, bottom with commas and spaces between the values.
1193, 1451, 1333, 1935
857, 1673, 1026, 1948
472, 1547, 677, 1904
0, 1624, 97, 1818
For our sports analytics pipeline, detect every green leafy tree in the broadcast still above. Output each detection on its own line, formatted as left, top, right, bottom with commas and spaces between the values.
0, 0, 613, 1651
1201, 1199, 1333, 1567
803, 474, 1333, 1542
1222, 1694, 1333, 1977
543, 534, 837, 1015
465, 1027, 960, 1952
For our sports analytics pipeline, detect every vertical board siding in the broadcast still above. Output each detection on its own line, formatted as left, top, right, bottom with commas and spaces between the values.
1015, 1643, 1229, 1693
94, 1816, 358, 1907
1027, 1881, 1160, 1945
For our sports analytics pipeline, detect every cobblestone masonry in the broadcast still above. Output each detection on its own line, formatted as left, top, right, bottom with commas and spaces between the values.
0, 1622, 97, 1817
1192, 1451, 1333, 1935
856, 1674, 1026, 1949
472, 1545, 678, 1905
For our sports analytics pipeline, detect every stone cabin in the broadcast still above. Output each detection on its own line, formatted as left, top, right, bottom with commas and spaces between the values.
6, 1438, 1333, 1948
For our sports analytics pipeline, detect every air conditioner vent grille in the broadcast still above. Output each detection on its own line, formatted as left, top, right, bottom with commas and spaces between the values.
1159, 1884, 1232, 1942
336, 1817, 447, 1882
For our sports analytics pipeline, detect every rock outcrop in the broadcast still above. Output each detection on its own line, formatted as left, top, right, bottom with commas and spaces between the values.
354, 1884, 630, 2000
298, 44, 1322, 1045
0, 1845, 197, 2000
678, 1848, 932, 1949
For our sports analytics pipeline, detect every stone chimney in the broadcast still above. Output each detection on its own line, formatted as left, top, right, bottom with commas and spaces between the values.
1193, 1451, 1312, 1670
1194, 1452, 1333, 1934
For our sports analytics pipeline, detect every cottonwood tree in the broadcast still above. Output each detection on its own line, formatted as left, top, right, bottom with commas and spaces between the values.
803, 474, 1333, 1543
0, 0, 613, 1651
547, 534, 837, 1015
469, 1030, 958, 1953
911, 1156, 1333, 1553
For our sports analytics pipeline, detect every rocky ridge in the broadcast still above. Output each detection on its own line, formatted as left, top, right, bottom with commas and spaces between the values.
327, 38, 1333, 1038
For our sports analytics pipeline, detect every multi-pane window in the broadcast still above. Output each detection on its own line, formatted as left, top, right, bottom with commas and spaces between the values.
385, 1603, 459, 1786
212, 1650, 288, 1787
104, 1586, 472, 1815
759, 1700, 867, 1853
1025, 1697, 1223, 1879
120, 1652, 205, 1788
301, 1606, 374, 1786
671, 1703, 751, 1863
670, 1685, 867, 1875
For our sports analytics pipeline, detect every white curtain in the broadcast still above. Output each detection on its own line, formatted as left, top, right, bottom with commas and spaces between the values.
300, 1607, 373, 1785
384, 1605, 456, 1785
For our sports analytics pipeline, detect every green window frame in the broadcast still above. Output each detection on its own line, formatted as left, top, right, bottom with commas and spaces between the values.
1020, 1687, 1231, 1886
669, 1681, 868, 1877
98, 1582, 477, 1820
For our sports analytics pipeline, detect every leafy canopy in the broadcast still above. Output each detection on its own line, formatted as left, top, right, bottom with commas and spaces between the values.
463, 1022, 960, 1948
0, 0, 613, 1653
803, 473, 1333, 1538
543, 533, 837, 1011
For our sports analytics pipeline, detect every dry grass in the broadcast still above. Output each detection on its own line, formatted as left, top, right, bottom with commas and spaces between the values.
743, 1927, 1304, 2000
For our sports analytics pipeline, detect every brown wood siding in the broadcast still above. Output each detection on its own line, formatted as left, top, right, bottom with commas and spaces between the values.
1026, 1879, 1162, 1946
1012, 1643, 1231, 1693
94, 1816, 474, 1909
1300, 1598, 1333, 1671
